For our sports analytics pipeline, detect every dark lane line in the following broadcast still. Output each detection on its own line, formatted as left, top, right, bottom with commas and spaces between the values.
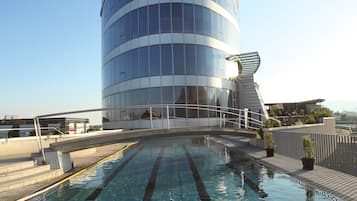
142, 146, 165, 201
226, 163, 268, 198
183, 145, 211, 201
86, 145, 144, 201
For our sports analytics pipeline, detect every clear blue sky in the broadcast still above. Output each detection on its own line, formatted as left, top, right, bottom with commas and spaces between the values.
1, 1, 357, 123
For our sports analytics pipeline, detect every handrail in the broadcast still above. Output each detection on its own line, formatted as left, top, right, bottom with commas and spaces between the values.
0, 127, 66, 139
30, 104, 265, 164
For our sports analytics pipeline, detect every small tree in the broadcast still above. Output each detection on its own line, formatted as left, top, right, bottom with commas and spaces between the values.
302, 136, 314, 159
264, 132, 274, 149
305, 115, 316, 124
311, 108, 332, 122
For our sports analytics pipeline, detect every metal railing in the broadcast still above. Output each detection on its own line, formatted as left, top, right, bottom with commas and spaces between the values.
101, 104, 265, 130
0, 104, 265, 164
0, 127, 65, 140
273, 132, 357, 176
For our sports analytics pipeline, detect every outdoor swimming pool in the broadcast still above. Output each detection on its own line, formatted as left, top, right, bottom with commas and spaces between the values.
30, 137, 342, 201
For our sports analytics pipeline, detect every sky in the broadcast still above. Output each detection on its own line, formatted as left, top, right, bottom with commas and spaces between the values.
1, 0, 357, 124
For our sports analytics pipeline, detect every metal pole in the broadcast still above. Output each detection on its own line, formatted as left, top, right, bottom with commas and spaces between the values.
223, 114, 226, 128
219, 111, 222, 128
150, 107, 153, 129
36, 118, 46, 164
244, 108, 248, 129
33, 118, 42, 154
166, 105, 170, 129
238, 111, 241, 128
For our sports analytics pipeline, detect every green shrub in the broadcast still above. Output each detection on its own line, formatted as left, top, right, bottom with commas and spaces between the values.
302, 136, 314, 159
312, 108, 332, 122
305, 115, 316, 124
265, 118, 281, 128
264, 132, 274, 149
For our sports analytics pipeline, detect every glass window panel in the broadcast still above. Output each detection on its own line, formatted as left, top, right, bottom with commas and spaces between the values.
161, 44, 172, 75
211, 12, 218, 39
132, 49, 139, 78
198, 86, 208, 117
131, 9, 139, 38
205, 47, 214, 76
150, 87, 162, 118
149, 45, 160, 76
183, 4, 194, 33
139, 47, 149, 77
125, 52, 132, 80
194, 6, 204, 34
203, 7, 212, 36
139, 6, 148, 36
172, 3, 183, 32
197, 45, 206, 75
162, 86, 173, 104
185, 44, 196, 75
173, 44, 185, 75
207, 87, 216, 117
124, 13, 130, 42
174, 86, 186, 118
217, 14, 223, 41
118, 55, 125, 82
174, 86, 186, 104
160, 3, 171, 33
187, 86, 198, 118
150, 87, 161, 104
149, 5, 159, 34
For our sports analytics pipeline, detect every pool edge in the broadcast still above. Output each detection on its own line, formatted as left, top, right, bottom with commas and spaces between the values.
17, 142, 138, 201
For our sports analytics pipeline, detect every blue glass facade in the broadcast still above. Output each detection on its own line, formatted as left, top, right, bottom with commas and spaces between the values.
101, 0, 240, 128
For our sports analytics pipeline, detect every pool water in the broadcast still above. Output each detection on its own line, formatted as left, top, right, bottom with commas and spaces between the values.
31, 137, 342, 201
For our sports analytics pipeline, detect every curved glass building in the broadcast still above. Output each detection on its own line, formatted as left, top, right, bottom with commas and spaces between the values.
101, 0, 261, 129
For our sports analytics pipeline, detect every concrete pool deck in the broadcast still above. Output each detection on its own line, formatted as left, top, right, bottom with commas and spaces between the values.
1, 142, 132, 201
213, 136, 357, 201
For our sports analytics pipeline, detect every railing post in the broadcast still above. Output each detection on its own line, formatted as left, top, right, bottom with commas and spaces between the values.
150, 106, 153, 129
244, 108, 248, 129
166, 105, 170, 129
238, 110, 241, 129
33, 118, 42, 155
35, 117, 46, 164
223, 114, 226, 128
219, 111, 222, 128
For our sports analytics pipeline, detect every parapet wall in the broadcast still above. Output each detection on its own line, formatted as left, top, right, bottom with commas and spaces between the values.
266, 117, 338, 135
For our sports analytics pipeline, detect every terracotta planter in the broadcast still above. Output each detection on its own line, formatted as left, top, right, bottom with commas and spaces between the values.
301, 158, 315, 170
266, 148, 274, 157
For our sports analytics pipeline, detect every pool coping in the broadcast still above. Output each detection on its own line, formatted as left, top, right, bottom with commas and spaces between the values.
211, 136, 357, 201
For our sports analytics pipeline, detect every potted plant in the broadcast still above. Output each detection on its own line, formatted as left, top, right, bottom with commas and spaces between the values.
302, 135, 315, 170
264, 132, 274, 157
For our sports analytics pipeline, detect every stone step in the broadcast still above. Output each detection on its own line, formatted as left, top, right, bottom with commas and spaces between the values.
0, 165, 51, 183
0, 161, 36, 174
0, 169, 64, 192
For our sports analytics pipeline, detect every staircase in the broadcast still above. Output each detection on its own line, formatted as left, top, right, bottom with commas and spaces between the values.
0, 158, 63, 193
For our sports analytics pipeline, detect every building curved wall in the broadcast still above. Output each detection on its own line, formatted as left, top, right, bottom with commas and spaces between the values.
101, 0, 240, 129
